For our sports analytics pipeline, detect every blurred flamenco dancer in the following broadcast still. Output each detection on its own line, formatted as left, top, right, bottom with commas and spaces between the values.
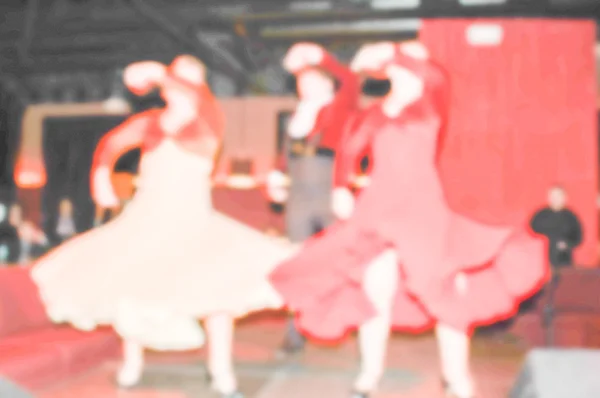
31, 55, 294, 398
270, 42, 548, 398
266, 42, 360, 355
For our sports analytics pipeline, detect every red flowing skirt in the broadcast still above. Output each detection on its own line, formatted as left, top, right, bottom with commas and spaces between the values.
270, 211, 548, 341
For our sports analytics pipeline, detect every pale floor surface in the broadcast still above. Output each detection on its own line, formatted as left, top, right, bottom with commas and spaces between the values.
38, 318, 524, 398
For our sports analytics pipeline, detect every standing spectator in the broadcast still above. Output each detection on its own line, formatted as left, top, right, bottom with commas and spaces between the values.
0, 203, 20, 265
56, 198, 76, 243
529, 185, 583, 345
530, 185, 583, 268
17, 221, 48, 264
488, 185, 582, 329
9, 203, 48, 264
9, 202, 22, 227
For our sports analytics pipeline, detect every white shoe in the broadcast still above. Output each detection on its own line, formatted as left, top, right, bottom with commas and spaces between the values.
209, 373, 240, 397
352, 372, 380, 397
116, 361, 143, 388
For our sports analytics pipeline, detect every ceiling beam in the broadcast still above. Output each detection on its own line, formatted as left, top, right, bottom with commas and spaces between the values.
3, 0, 600, 27
12, 0, 594, 26
245, 5, 600, 24
2, 1, 597, 46
127, 0, 247, 83
258, 31, 418, 44
0, 30, 173, 53
1, 49, 181, 75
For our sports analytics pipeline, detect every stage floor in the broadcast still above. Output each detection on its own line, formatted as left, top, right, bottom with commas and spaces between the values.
38, 316, 525, 398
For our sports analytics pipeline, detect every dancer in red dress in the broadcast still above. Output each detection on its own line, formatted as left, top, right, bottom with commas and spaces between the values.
32, 55, 292, 398
270, 41, 548, 398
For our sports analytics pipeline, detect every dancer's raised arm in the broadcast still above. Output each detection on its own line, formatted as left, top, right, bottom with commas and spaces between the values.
316, 48, 360, 130
124, 60, 167, 96
90, 112, 153, 207
270, 43, 360, 194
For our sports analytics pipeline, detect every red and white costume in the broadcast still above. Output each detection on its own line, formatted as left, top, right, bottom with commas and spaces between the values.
270, 42, 548, 397
31, 56, 292, 396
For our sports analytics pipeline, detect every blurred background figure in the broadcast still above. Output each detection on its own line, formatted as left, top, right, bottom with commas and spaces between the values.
17, 220, 48, 264
529, 185, 584, 347
56, 198, 76, 243
8, 203, 48, 264
9, 202, 22, 226
479, 187, 585, 340
530, 185, 583, 270
0, 202, 20, 265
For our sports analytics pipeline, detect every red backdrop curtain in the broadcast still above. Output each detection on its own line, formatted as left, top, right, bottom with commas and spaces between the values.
420, 19, 597, 266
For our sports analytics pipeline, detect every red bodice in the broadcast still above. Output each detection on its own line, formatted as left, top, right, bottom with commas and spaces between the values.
91, 85, 224, 174
270, 88, 546, 339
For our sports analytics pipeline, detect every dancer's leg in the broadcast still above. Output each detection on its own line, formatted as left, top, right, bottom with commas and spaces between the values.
205, 313, 238, 394
280, 314, 306, 353
278, 205, 311, 355
117, 340, 145, 387
435, 323, 474, 397
354, 249, 398, 393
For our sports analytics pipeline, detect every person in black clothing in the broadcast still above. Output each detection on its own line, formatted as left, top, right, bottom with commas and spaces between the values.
529, 185, 583, 345
0, 203, 21, 264
478, 186, 583, 337
530, 185, 583, 268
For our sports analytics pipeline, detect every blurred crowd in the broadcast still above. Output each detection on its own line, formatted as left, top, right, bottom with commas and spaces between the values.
0, 198, 120, 266
0, 202, 48, 264
0, 171, 138, 266
0, 179, 586, 273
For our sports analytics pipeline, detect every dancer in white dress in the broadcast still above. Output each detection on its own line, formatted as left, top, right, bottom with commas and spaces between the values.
31, 55, 294, 398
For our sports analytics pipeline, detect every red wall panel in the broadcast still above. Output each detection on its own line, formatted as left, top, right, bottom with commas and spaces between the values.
420, 19, 598, 265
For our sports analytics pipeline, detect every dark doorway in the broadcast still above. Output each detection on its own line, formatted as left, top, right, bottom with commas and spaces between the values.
41, 115, 127, 245
276, 111, 292, 156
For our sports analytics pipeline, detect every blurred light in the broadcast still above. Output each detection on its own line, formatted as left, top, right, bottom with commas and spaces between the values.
261, 18, 421, 37
458, 0, 506, 5
104, 68, 130, 112
289, 1, 332, 11
466, 23, 503, 46
103, 97, 129, 113
370, 0, 420, 10
14, 157, 46, 189
214, 4, 250, 16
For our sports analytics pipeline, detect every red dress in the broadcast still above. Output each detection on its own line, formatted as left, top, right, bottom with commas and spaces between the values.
270, 57, 548, 340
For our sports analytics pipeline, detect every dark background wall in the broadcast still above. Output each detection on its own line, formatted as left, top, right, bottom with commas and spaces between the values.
40, 116, 133, 244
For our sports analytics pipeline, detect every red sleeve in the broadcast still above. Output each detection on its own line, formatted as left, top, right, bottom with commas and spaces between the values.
319, 52, 360, 111
91, 111, 153, 174
317, 52, 361, 151
332, 108, 373, 188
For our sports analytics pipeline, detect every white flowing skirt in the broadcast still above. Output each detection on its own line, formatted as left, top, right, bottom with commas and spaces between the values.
32, 141, 297, 350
